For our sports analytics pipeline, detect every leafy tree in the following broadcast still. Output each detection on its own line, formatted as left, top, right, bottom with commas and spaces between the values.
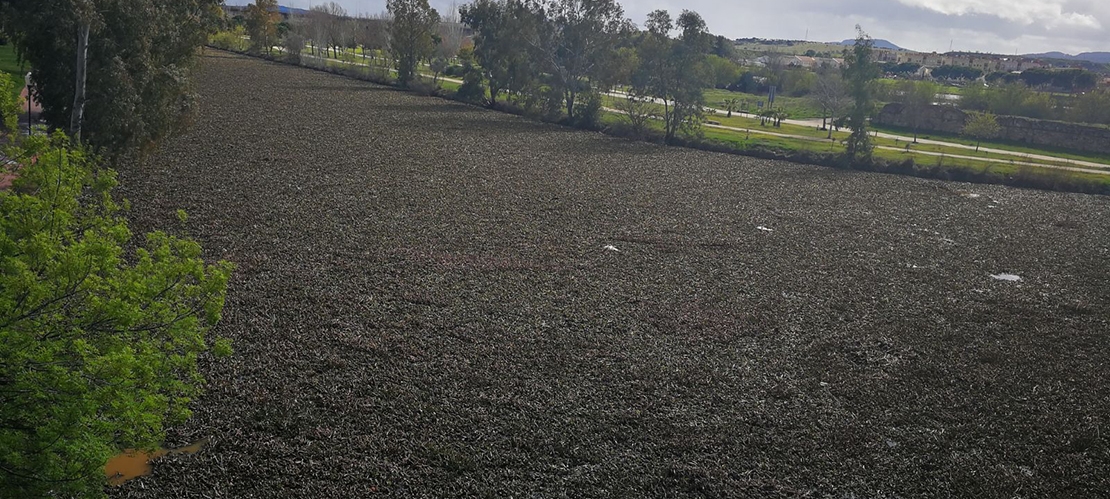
388, 0, 441, 87
0, 0, 222, 157
960, 81, 991, 111
711, 35, 736, 60
963, 111, 1001, 152
0, 133, 232, 497
460, 0, 536, 107
896, 80, 938, 143
1070, 89, 1110, 125
631, 9, 711, 143
705, 55, 741, 89
0, 73, 20, 133
453, 51, 487, 103
245, 0, 280, 55
525, 0, 631, 120
430, 56, 449, 86
841, 26, 880, 161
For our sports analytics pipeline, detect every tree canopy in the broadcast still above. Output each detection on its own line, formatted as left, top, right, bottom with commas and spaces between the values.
388, 0, 441, 87
842, 26, 880, 161
0, 132, 232, 497
0, 0, 222, 157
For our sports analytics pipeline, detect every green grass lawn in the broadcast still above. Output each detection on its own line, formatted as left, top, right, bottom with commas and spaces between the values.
703, 88, 825, 120
0, 43, 26, 101
872, 123, 1110, 165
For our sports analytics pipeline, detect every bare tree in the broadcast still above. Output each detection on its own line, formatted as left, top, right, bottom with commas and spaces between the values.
616, 91, 656, 138
896, 80, 939, 143
354, 15, 390, 64
436, 2, 466, 61
811, 73, 850, 138
309, 2, 347, 58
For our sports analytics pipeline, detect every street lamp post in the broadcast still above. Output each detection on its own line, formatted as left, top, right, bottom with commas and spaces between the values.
24, 72, 31, 135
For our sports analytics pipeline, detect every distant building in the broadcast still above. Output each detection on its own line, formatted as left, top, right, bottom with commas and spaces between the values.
222, 4, 309, 20
783, 55, 843, 69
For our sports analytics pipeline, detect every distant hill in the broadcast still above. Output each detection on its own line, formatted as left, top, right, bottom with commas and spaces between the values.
839, 39, 904, 51
1023, 51, 1110, 64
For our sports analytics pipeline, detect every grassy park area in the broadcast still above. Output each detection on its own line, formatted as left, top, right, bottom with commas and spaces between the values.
0, 44, 25, 101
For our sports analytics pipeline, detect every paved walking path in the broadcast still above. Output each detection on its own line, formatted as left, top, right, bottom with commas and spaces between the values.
605, 90, 1110, 170
602, 106, 1110, 177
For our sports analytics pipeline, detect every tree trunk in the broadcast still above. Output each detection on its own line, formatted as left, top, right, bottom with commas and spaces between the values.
70, 21, 90, 142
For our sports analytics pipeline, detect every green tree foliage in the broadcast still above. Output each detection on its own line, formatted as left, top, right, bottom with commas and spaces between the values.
631, 9, 711, 143
388, 0, 441, 87
245, 0, 280, 55
962, 111, 1001, 152
1070, 89, 1110, 125
0, 0, 222, 158
929, 65, 983, 81
962, 81, 1070, 121
0, 133, 232, 497
0, 72, 20, 133
879, 61, 921, 76
525, 0, 631, 121
841, 26, 880, 161
781, 68, 816, 97
988, 68, 1099, 92
459, 0, 536, 107
711, 35, 736, 60
705, 55, 741, 89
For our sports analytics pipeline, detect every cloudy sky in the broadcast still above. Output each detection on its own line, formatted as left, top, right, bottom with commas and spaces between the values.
263, 0, 1109, 54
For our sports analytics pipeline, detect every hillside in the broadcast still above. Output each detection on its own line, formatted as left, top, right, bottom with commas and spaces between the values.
1023, 51, 1110, 64
839, 38, 904, 50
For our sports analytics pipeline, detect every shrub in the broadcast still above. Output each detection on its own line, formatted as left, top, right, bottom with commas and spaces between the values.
282, 33, 306, 64
0, 133, 232, 497
209, 27, 248, 53
572, 91, 604, 130
443, 64, 465, 77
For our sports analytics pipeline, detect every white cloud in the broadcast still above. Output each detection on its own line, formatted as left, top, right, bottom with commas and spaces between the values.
896, 0, 1101, 28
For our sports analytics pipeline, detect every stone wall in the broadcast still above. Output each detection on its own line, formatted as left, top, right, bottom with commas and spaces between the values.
875, 103, 1110, 155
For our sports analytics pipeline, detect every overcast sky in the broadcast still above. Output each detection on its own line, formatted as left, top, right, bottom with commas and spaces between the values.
261, 0, 1109, 55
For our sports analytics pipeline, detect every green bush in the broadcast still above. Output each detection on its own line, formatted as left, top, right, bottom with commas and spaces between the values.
209, 27, 248, 53
0, 133, 232, 497
0, 72, 20, 133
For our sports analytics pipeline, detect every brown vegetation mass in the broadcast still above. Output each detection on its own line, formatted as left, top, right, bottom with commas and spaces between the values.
112, 52, 1110, 497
